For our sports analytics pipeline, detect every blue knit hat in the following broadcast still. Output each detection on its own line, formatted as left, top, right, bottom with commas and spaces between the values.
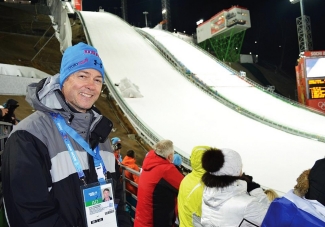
111, 137, 121, 145
173, 154, 182, 166
59, 42, 105, 88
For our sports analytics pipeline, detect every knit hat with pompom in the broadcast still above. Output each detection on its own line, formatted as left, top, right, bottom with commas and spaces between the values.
202, 148, 242, 176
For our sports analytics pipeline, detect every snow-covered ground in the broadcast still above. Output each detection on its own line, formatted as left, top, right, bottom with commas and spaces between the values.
80, 11, 325, 194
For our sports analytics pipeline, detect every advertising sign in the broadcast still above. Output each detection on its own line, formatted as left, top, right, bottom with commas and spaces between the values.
211, 15, 225, 35
74, 0, 82, 11
295, 52, 325, 112
304, 51, 325, 57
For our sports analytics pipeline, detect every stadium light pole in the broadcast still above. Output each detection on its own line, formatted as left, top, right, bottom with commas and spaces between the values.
290, 0, 312, 52
143, 11, 148, 27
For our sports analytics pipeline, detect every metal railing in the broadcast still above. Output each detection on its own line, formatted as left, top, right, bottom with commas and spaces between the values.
120, 162, 191, 223
119, 164, 140, 223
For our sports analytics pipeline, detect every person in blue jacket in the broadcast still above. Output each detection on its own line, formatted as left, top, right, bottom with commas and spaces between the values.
262, 158, 325, 227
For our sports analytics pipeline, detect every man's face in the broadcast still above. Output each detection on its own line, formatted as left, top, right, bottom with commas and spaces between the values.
62, 69, 102, 113
103, 190, 110, 199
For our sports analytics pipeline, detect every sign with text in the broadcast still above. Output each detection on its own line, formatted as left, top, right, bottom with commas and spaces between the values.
308, 79, 325, 99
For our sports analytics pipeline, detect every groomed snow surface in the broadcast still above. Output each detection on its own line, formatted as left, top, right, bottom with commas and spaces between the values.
80, 11, 325, 194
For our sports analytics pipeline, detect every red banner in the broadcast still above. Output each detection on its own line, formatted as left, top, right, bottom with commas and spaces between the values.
74, 0, 82, 11
306, 99, 325, 113
303, 51, 325, 57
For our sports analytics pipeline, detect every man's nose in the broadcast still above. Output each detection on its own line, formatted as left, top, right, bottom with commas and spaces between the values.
85, 79, 96, 90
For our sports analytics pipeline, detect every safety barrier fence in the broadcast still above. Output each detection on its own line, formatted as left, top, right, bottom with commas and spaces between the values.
120, 164, 140, 223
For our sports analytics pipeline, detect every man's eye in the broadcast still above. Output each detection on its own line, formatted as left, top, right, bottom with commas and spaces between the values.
79, 75, 86, 78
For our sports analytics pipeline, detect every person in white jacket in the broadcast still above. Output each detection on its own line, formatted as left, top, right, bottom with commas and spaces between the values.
200, 148, 270, 227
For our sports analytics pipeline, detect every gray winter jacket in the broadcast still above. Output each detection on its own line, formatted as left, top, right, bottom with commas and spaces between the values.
2, 74, 119, 227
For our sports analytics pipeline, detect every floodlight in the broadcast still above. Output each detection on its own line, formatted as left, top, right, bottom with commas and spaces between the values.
143, 11, 148, 27
196, 19, 203, 26
290, 0, 300, 4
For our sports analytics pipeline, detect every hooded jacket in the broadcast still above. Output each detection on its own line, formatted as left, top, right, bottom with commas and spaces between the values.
201, 180, 270, 227
1, 75, 121, 227
121, 155, 140, 195
178, 146, 209, 227
134, 150, 184, 227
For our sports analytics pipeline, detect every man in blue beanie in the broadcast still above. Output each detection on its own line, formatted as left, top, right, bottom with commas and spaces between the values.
173, 153, 183, 174
2, 43, 132, 227
111, 137, 123, 163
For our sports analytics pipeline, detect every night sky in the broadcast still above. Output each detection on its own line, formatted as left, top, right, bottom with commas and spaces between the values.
82, 0, 325, 78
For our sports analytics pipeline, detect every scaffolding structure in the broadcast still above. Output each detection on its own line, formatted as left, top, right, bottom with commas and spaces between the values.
161, 0, 171, 31
296, 15, 313, 52
199, 30, 246, 62
121, 0, 128, 22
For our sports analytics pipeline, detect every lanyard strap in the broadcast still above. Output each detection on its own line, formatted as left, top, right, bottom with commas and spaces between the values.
50, 113, 107, 183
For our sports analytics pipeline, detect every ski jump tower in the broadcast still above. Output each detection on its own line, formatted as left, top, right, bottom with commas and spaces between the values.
196, 6, 251, 62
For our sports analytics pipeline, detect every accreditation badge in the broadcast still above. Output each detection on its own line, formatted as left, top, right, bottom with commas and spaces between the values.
81, 179, 118, 227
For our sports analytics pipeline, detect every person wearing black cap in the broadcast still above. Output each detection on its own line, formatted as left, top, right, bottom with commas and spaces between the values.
261, 158, 325, 226
0, 99, 19, 125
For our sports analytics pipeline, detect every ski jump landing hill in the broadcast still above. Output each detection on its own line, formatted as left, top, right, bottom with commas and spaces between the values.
78, 11, 325, 194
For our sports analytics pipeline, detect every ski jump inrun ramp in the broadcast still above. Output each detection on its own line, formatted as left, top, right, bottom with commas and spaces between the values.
79, 11, 325, 194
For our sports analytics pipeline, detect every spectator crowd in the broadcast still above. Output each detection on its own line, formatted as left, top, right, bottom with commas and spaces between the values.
131, 140, 325, 227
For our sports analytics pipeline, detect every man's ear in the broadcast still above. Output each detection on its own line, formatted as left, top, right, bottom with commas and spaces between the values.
167, 153, 174, 163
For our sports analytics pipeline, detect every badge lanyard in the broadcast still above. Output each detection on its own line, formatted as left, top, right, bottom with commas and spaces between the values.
50, 113, 107, 184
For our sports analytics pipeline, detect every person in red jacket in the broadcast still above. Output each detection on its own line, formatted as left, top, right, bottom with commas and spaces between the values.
134, 139, 184, 227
